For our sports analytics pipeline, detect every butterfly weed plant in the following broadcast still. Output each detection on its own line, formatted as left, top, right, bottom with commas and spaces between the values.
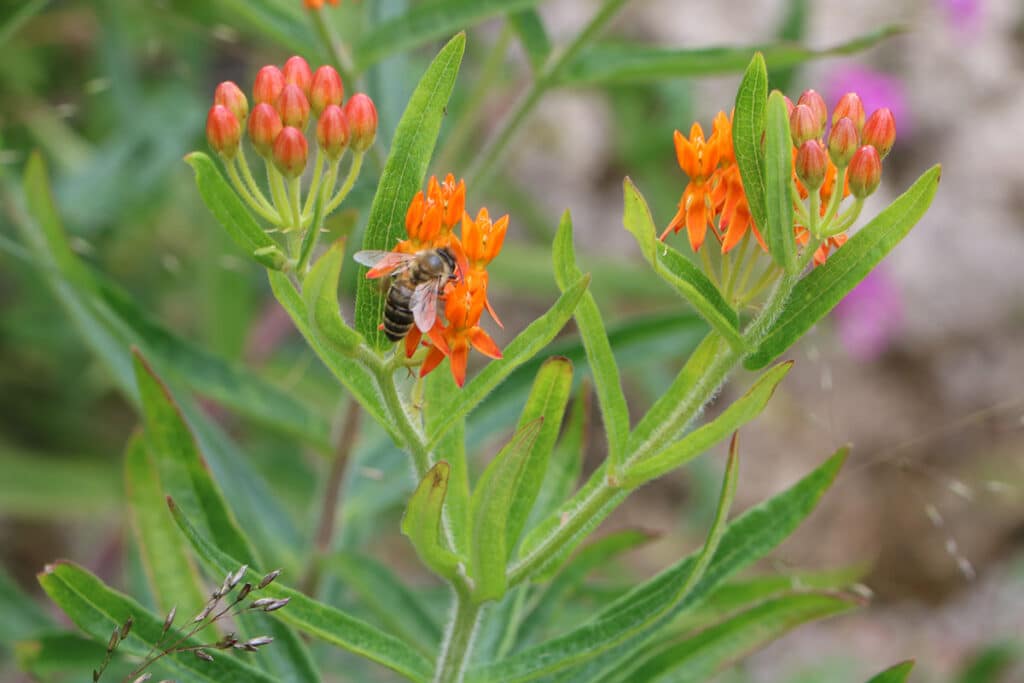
4, 3, 940, 682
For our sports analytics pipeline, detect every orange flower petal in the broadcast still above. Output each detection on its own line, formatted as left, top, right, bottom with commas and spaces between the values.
469, 328, 502, 360
419, 347, 446, 378
449, 343, 469, 387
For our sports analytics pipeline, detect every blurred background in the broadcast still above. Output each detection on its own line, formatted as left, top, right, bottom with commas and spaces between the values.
0, 0, 1022, 681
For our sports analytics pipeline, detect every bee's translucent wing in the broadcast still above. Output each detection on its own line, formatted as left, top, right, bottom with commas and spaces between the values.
410, 277, 444, 332
353, 250, 415, 278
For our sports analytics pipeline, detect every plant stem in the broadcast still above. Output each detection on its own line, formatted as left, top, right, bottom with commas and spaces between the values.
236, 149, 278, 215
301, 400, 362, 596
226, 158, 281, 224
434, 588, 482, 683
508, 270, 800, 587
375, 363, 431, 476
266, 161, 293, 229
324, 151, 364, 215
465, 0, 630, 187
302, 149, 326, 218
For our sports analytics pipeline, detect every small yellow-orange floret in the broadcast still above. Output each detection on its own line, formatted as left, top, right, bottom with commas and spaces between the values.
663, 122, 721, 251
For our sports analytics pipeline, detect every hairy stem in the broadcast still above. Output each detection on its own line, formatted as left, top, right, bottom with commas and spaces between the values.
434, 588, 482, 683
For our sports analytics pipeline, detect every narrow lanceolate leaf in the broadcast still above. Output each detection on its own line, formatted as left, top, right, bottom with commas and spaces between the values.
133, 355, 320, 683
18, 153, 330, 450
133, 352, 255, 564
733, 53, 769, 236
622, 179, 744, 351
559, 26, 902, 85
424, 367, 470, 556
623, 362, 792, 487
746, 165, 941, 370
402, 462, 461, 580
622, 593, 857, 683
328, 552, 442, 655
123, 432, 206, 620
354, 1, 539, 70
268, 271, 391, 431
470, 420, 544, 602
169, 500, 433, 682
467, 447, 739, 682
355, 33, 466, 348
38, 562, 276, 683
185, 152, 276, 257
524, 386, 588, 534
866, 660, 916, 683
506, 357, 574, 555
509, 9, 551, 73
552, 213, 629, 470
303, 238, 364, 354
764, 90, 797, 272
427, 274, 590, 450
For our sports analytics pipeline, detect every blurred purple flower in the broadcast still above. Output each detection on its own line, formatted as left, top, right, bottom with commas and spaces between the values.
826, 65, 910, 138
939, 0, 982, 33
833, 267, 903, 362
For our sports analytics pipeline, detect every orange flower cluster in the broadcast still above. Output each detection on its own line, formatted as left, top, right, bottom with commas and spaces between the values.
663, 111, 765, 254
400, 175, 506, 387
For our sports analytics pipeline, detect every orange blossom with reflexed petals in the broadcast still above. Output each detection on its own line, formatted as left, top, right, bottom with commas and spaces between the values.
663, 121, 721, 251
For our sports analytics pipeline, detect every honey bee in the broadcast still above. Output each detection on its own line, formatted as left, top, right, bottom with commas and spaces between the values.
353, 247, 460, 341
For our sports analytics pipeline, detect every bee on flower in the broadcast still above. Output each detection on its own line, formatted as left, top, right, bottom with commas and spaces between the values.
355, 175, 506, 387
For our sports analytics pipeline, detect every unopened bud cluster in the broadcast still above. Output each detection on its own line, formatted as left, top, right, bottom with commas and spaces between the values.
204, 56, 378, 271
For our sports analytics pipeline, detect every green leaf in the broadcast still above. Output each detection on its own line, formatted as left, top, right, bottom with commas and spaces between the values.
623, 593, 857, 682
550, 449, 850, 683
124, 431, 207, 620
327, 551, 442, 655
38, 561, 277, 683
524, 386, 588, 533
133, 354, 321, 683
169, 500, 433, 682
867, 660, 917, 683
14, 632, 113, 678
510, 9, 551, 73
269, 270, 391, 431
402, 461, 461, 579
746, 165, 942, 369
355, 33, 466, 348
133, 351, 255, 564
14, 153, 331, 450
470, 420, 544, 602
622, 179, 744, 351
507, 357, 574, 554
559, 26, 902, 85
733, 53, 769, 236
303, 237, 364, 354
424, 366, 470, 556
467, 447, 739, 682
185, 151, 276, 257
552, 213, 629, 470
623, 362, 792, 487
519, 529, 656, 644
426, 274, 590, 450
764, 90, 797, 272
627, 332, 722, 455
355, 1, 539, 70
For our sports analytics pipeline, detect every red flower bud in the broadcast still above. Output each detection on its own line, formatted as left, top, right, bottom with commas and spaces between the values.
794, 140, 827, 191
828, 116, 859, 168
282, 56, 312, 96
783, 95, 795, 117
831, 92, 865, 134
862, 107, 896, 159
248, 103, 283, 157
253, 66, 285, 105
214, 81, 248, 123
847, 145, 882, 199
789, 104, 819, 147
273, 126, 309, 178
344, 94, 377, 153
206, 105, 241, 158
316, 104, 349, 159
310, 65, 344, 117
797, 89, 828, 133
276, 84, 310, 130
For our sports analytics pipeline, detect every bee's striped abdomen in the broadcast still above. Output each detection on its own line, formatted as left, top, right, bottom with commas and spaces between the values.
383, 280, 415, 341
